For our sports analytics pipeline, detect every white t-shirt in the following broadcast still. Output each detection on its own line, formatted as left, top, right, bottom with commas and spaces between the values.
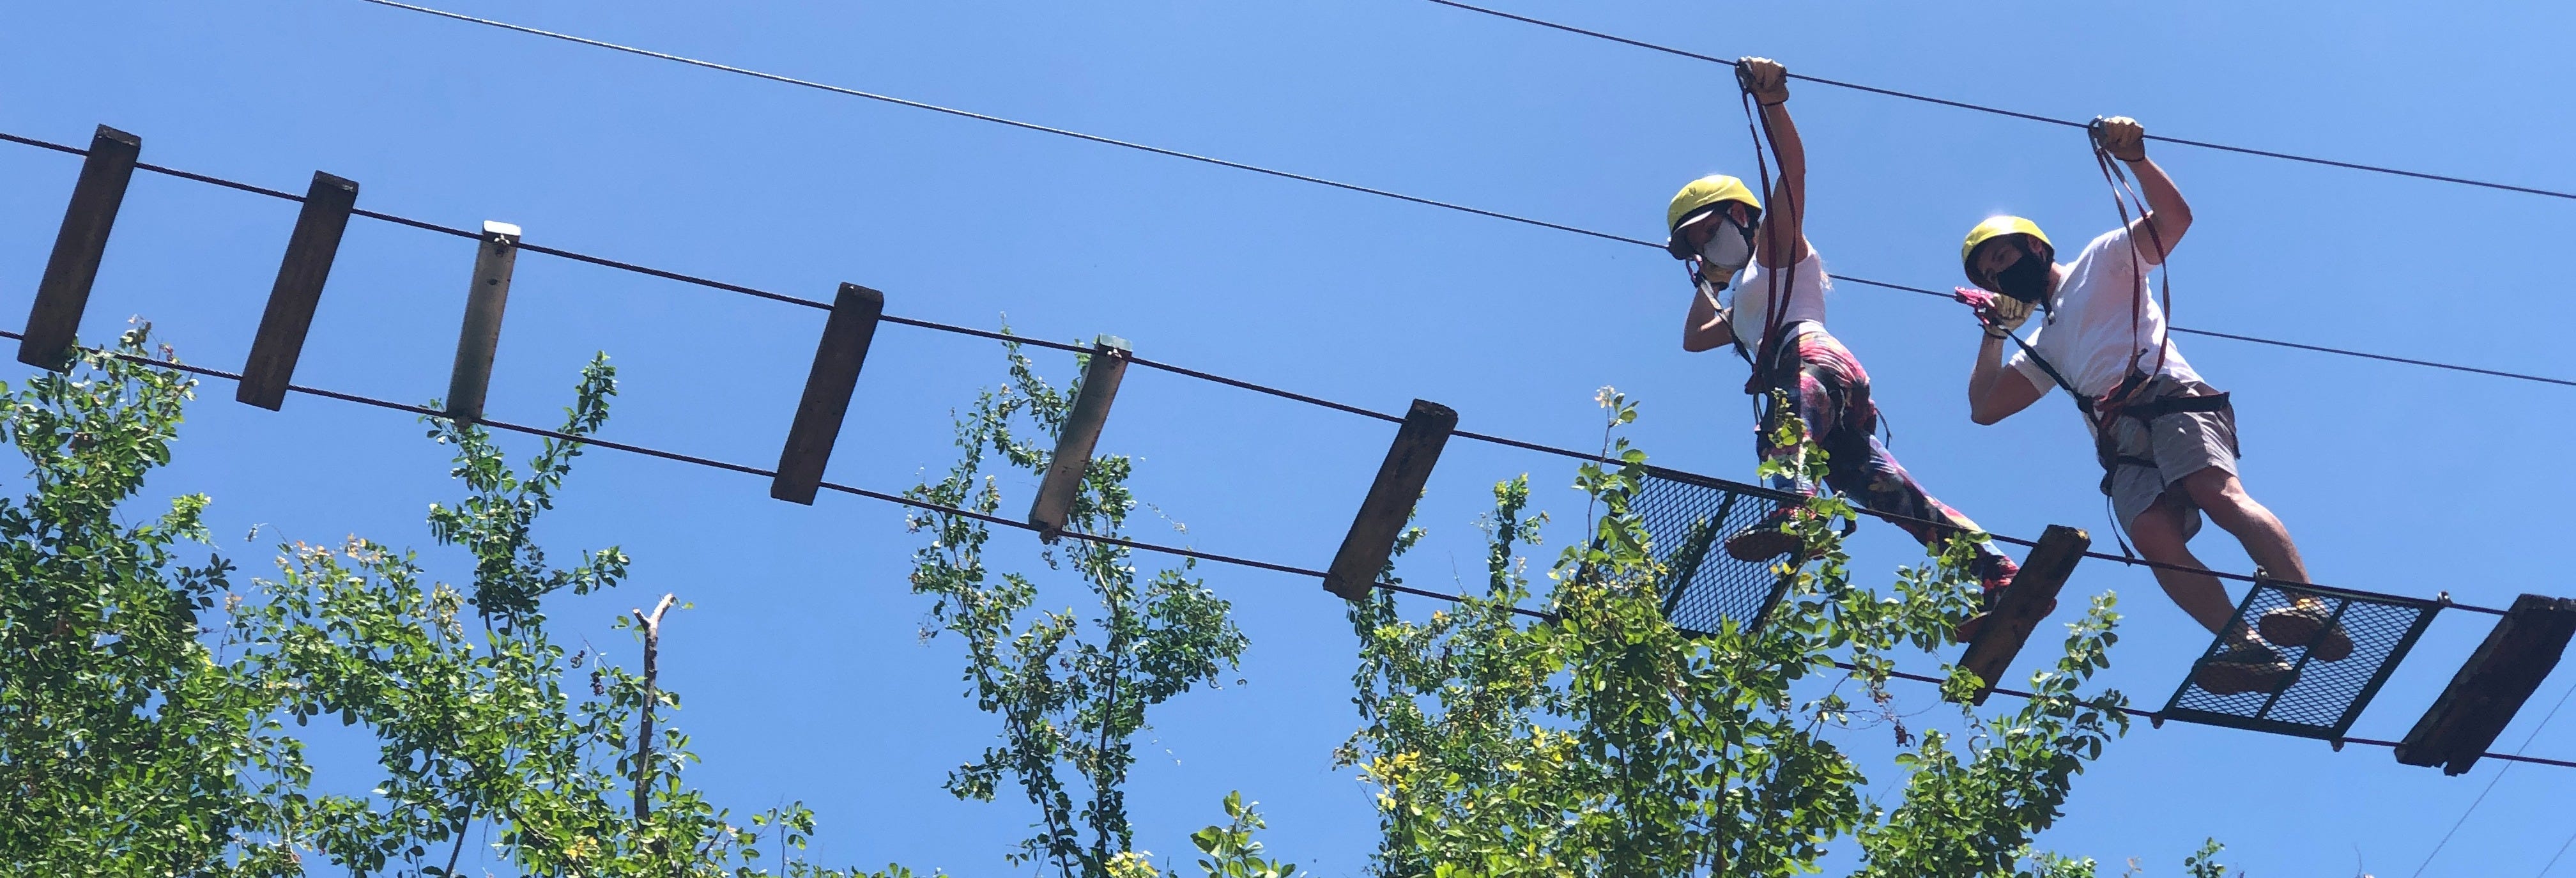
2005, 227, 2202, 399
1727, 250, 1829, 353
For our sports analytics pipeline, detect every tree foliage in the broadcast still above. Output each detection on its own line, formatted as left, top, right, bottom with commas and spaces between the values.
0, 327, 297, 875
0, 330, 2241, 876
1342, 389, 2177, 877
903, 340, 1276, 878
0, 334, 879, 876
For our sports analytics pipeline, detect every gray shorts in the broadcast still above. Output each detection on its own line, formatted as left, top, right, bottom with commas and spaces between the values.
2099, 380, 2240, 540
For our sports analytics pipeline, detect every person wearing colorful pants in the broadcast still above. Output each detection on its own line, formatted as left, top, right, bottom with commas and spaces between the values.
1668, 58, 2020, 617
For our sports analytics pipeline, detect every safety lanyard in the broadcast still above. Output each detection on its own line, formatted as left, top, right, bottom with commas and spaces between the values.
2085, 119, 2178, 410
1736, 70, 1799, 390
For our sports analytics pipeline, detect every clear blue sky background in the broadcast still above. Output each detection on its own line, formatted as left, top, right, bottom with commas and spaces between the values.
5, 2, 2573, 875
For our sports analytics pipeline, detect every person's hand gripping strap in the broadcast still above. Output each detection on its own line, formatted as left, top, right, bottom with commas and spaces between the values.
1952, 287, 2033, 338
1736, 57, 1790, 106
2089, 115, 2148, 162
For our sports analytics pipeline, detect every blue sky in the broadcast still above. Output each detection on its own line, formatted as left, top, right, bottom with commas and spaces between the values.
5, 2, 2573, 874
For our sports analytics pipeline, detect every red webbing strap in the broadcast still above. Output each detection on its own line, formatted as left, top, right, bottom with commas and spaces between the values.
2087, 119, 2177, 408
1736, 83, 1791, 394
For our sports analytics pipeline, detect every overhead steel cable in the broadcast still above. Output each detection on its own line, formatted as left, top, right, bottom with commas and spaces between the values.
0, 128, 2517, 613
346, 0, 1649, 250
1832, 275, 2576, 389
1415, 0, 2576, 203
2542, 828, 2576, 877
10, 326, 2564, 771
12, 125, 2574, 391
136, 4, 2576, 392
2408, 675, 2576, 877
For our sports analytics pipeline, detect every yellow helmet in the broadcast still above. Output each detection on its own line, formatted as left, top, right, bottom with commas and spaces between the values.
1959, 216, 2053, 288
1664, 175, 1763, 258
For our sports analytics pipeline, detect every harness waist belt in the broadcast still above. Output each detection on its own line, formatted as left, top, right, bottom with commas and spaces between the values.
2079, 390, 2232, 422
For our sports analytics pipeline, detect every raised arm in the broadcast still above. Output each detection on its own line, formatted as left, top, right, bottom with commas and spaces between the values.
1968, 334, 2046, 424
1738, 58, 1811, 268
2095, 116, 2191, 262
1682, 281, 1734, 352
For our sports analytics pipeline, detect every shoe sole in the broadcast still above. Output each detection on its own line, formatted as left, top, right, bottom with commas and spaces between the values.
1724, 529, 1799, 562
2193, 661, 2299, 696
2258, 608, 2355, 662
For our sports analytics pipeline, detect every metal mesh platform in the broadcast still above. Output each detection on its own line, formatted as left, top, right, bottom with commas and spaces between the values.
2160, 580, 2442, 741
1633, 468, 1803, 635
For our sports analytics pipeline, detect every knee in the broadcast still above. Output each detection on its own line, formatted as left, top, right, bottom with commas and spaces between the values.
2124, 505, 2190, 558
2182, 470, 2261, 518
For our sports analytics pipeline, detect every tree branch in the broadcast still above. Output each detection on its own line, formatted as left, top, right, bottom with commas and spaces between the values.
631, 592, 675, 822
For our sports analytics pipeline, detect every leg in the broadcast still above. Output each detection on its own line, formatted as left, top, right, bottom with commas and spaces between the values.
1726, 359, 1844, 562
1819, 433, 2020, 587
2123, 489, 2240, 636
1754, 366, 1841, 495
2177, 468, 2310, 585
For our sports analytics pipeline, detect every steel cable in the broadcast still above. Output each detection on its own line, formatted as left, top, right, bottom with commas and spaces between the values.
0, 128, 2517, 611
1416, 0, 2576, 203
3, 327, 2563, 769
312, 4, 2576, 390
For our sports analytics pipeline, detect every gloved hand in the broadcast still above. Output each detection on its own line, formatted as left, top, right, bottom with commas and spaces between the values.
2092, 116, 2147, 162
1737, 57, 1790, 105
1953, 287, 2034, 337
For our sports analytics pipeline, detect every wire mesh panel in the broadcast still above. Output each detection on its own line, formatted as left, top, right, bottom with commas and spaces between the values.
1634, 468, 1798, 635
2160, 581, 2441, 741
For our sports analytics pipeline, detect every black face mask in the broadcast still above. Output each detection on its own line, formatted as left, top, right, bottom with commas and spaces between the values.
1995, 255, 2050, 305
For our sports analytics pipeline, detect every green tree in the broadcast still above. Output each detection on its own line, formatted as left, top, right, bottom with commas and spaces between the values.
0, 332, 888, 876
1344, 389, 2149, 877
0, 327, 304, 875
229, 353, 872, 875
903, 339, 1277, 878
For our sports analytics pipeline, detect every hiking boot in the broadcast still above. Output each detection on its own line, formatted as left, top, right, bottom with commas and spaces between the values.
2258, 598, 2354, 663
1724, 507, 1809, 562
2193, 643, 2299, 696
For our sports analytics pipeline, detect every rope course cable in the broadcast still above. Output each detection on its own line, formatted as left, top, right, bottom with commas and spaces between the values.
344, 0, 1648, 250
8, 326, 2567, 772
2542, 827, 2576, 877
0, 127, 2515, 614
1415, 0, 2576, 203
207, 3, 2576, 392
2407, 675, 2576, 877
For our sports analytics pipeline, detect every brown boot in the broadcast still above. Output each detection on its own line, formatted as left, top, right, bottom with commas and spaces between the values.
2193, 642, 2299, 695
2258, 597, 2353, 662
1723, 507, 1808, 562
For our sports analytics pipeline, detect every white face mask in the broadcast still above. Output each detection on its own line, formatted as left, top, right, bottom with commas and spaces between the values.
1697, 219, 1754, 289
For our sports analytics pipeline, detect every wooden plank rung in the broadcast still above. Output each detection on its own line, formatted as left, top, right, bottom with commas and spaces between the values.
238, 171, 360, 411
770, 283, 885, 505
1958, 524, 2090, 705
1321, 399, 1455, 601
21, 125, 143, 372
2395, 593, 2576, 775
444, 220, 521, 423
1028, 335, 1130, 539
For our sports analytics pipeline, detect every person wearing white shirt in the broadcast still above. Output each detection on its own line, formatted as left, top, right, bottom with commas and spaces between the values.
1671, 58, 2021, 625
1958, 116, 2343, 693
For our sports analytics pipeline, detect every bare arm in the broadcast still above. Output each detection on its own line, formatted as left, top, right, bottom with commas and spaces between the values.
2096, 117, 2191, 262
2125, 155, 2191, 263
1968, 334, 2046, 424
1682, 284, 1733, 353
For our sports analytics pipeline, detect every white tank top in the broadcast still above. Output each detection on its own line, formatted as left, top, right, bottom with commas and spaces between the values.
1728, 250, 1829, 353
